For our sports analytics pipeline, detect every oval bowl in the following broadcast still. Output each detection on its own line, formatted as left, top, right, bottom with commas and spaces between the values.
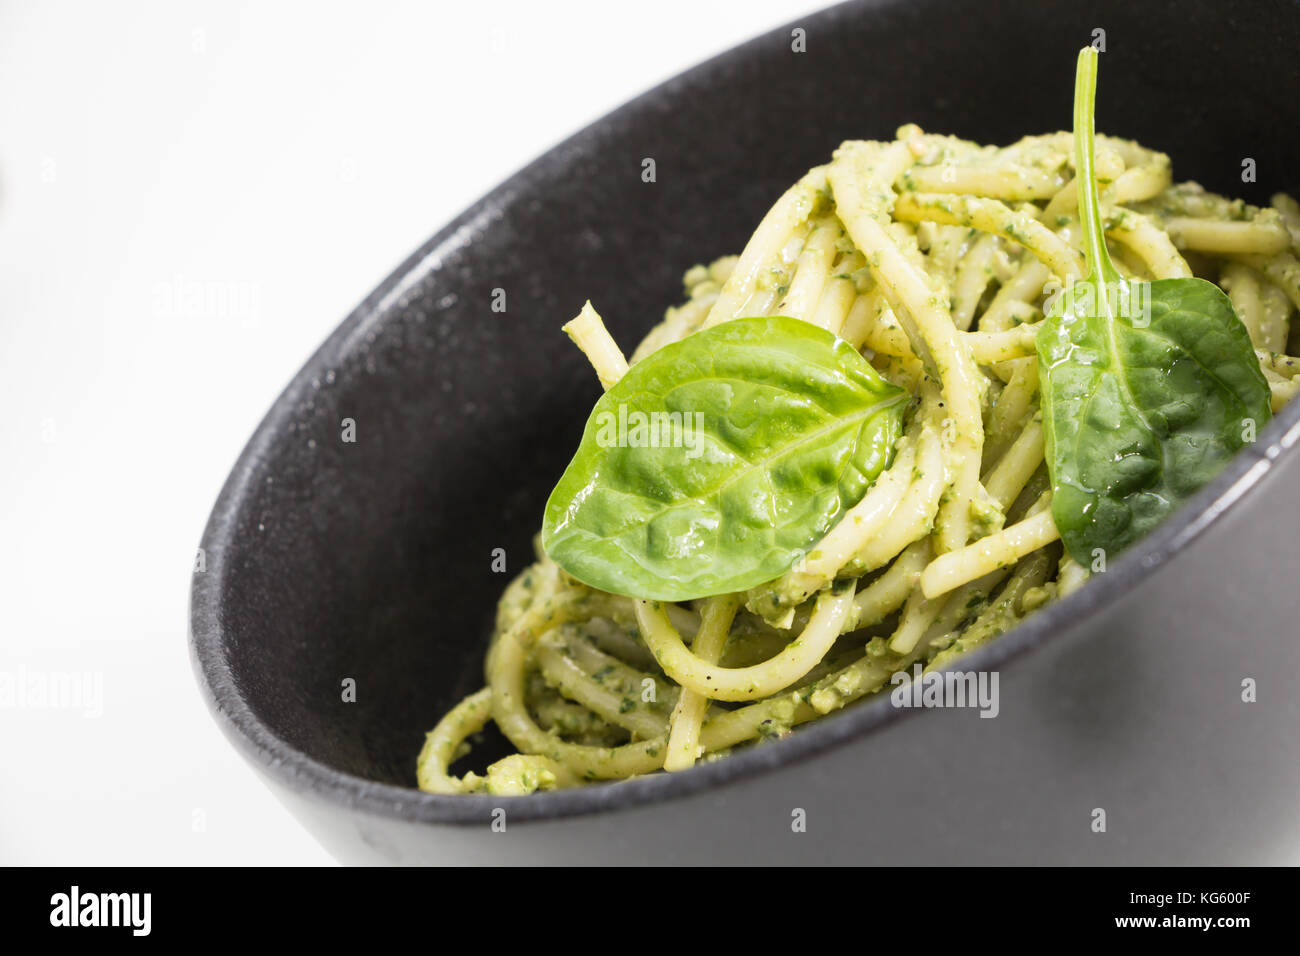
191, 0, 1300, 864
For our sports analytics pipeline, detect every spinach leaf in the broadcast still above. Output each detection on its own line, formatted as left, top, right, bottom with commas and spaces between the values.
1036, 49, 1272, 563
542, 315, 908, 601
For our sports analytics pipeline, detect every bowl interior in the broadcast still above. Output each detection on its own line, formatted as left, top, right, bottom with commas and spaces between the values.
196, 0, 1300, 791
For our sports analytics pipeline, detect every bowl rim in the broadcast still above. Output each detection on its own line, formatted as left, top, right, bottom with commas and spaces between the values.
188, 0, 1300, 827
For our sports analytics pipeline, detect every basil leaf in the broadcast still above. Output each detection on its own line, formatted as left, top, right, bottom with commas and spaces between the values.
1036, 49, 1272, 564
1039, 277, 1272, 560
542, 315, 908, 601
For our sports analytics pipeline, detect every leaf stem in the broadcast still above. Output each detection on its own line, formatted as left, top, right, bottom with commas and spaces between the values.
1073, 47, 1118, 282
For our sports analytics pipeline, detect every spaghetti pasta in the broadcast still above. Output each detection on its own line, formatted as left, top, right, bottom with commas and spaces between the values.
417, 121, 1300, 796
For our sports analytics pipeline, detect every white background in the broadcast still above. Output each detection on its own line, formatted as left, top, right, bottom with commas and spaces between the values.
0, 0, 820, 865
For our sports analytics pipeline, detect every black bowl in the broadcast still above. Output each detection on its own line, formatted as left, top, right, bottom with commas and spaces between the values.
191, 0, 1300, 864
